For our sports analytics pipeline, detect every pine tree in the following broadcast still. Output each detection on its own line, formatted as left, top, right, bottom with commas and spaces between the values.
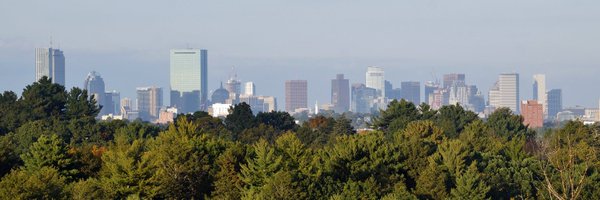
240, 139, 283, 197
450, 162, 490, 200
20, 134, 78, 178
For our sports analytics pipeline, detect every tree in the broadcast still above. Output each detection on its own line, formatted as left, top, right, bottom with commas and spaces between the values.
240, 139, 283, 197
332, 115, 356, 136
538, 121, 597, 200
450, 162, 490, 200
0, 167, 69, 199
212, 144, 246, 200
65, 87, 101, 120
257, 111, 297, 132
414, 160, 452, 199
0, 134, 19, 177
225, 102, 258, 136
0, 91, 20, 134
435, 104, 479, 138
486, 108, 531, 139
19, 76, 68, 121
372, 99, 419, 133
20, 134, 78, 179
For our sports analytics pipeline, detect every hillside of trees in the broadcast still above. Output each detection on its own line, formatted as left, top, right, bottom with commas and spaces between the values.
1, 77, 599, 199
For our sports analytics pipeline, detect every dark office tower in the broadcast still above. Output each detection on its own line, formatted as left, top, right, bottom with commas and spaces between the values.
84, 71, 106, 115
285, 80, 308, 113
443, 73, 465, 89
351, 83, 377, 113
401, 81, 421, 104
137, 87, 163, 121
170, 49, 208, 114
424, 81, 440, 105
35, 47, 65, 85
384, 80, 393, 99
546, 89, 562, 120
331, 74, 350, 113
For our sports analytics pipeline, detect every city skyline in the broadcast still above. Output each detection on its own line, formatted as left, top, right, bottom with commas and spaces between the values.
2, 1, 600, 109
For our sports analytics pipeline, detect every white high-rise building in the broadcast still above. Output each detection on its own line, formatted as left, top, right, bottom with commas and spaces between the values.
170, 49, 208, 113
490, 73, 519, 113
35, 48, 65, 85
366, 66, 385, 98
533, 74, 547, 118
244, 82, 255, 96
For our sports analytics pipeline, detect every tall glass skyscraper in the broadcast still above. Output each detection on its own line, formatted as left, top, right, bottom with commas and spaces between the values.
137, 87, 163, 121
547, 89, 562, 120
35, 48, 65, 85
331, 74, 350, 113
401, 81, 421, 104
170, 49, 208, 113
533, 74, 547, 118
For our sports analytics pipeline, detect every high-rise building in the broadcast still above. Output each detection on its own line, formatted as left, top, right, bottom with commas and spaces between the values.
448, 82, 469, 106
489, 73, 519, 113
226, 77, 242, 98
533, 74, 547, 117
521, 100, 543, 128
285, 80, 307, 113
443, 73, 465, 89
35, 47, 65, 85
170, 49, 208, 113
351, 83, 377, 113
424, 81, 440, 106
331, 74, 350, 113
104, 90, 121, 115
401, 81, 420, 104
244, 82, 255, 96
83, 71, 106, 115
547, 89, 562, 120
257, 96, 277, 112
137, 87, 163, 121
366, 66, 385, 98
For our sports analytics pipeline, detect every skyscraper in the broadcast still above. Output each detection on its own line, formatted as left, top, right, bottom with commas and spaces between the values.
35, 47, 65, 85
424, 81, 440, 106
366, 66, 385, 98
490, 73, 519, 113
285, 80, 307, 113
547, 89, 562, 120
533, 74, 547, 118
401, 81, 421, 104
137, 87, 163, 121
104, 90, 121, 115
443, 73, 465, 89
211, 82, 230, 104
170, 49, 207, 113
84, 71, 106, 115
244, 82, 255, 96
331, 74, 350, 113
351, 83, 377, 113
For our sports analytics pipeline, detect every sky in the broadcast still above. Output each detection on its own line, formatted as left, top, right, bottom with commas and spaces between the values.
1, 0, 600, 109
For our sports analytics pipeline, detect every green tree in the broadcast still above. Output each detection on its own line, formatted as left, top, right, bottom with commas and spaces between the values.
414, 160, 452, 200
0, 134, 19, 177
0, 91, 20, 134
212, 144, 246, 200
0, 167, 69, 199
450, 162, 490, 200
65, 87, 101, 120
486, 108, 531, 139
19, 76, 68, 120
240, 139, 283, 198
225, 102, 258, 136
435, 104, 479, 138
257, 111, 297, 132
372, 99, 419, 133
332, 115, 356, 136
20, 134, 78, 179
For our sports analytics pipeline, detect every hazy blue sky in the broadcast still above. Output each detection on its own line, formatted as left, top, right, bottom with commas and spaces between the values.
1, 0, 600, 108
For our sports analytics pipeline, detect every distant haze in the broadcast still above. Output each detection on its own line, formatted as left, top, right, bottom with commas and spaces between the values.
1, 0, 599, 108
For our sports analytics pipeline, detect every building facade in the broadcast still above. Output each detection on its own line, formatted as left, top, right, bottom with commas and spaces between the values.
533, 74, 547, 118
489, 73, 520, 113
83, 71, 106, 115
351, 83, 377, 113
170, 49, 207, 113
521, 100, 543, 128
547, 89, 562, 120
35, 48, 65, 85
366, 66, 385, 98
331, 74, 350, 113
137, 87, 163, 121
285, 80, 308, 113
401, 81, 421, 104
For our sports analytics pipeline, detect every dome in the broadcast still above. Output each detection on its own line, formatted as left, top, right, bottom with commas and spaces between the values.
211, 82, 229, 104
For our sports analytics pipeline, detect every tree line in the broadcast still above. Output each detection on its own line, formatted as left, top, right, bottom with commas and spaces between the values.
0, 77, 599, 199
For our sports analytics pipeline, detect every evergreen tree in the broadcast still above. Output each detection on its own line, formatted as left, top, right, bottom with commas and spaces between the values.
450, 162, 490, 200
0, 167, 69, 199
225, 102, 258, 136
333, 115, 356, 136
20, 134, 78, 179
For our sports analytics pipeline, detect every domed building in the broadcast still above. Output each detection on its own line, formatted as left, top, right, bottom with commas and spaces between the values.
211, 82, 229, 104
